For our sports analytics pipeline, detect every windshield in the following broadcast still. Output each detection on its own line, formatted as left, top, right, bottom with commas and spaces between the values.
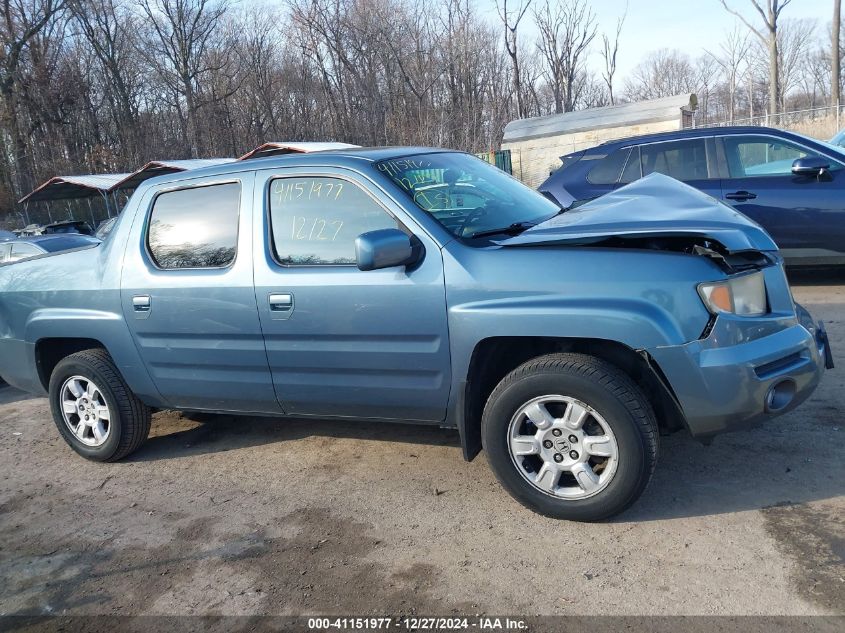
374, 152, 559, 239
830, 129, 845, 147
784, 129, 845, 157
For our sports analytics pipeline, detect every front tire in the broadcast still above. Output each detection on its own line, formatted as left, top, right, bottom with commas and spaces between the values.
482, 353, 658, 521
49, 348, 151, 462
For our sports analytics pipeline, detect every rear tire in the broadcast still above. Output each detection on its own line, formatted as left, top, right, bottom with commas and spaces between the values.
482, 353, 658, 521
49, 348, 151, 462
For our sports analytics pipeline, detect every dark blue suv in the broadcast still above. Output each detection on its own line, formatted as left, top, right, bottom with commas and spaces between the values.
539, 126, 845, 266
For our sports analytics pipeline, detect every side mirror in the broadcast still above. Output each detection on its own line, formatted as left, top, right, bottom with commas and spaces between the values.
792, 156, 830, 177
355, 228, 421, 271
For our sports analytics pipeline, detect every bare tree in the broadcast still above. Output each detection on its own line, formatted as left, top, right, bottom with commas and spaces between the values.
798, 45, 830, 108
706, 27, 750, 122
719, 0, 793, 117
778, 19, 817, 110
533, 0, 596, 114
0, 0, 67, 198
834, 0, 841, 108
600, 3, 625, 105
694, 54, 719, 121
138, 0, 233, 157
439, 0, 504, 149
624, 49, 699, 101
578, 76, 610, 108
495, 0, 532, 118
70, 0, 143, 162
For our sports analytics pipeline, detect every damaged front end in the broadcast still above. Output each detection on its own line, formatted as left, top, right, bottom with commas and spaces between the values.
559, 233, 777, 275
499, 173, 830, 439
499, 172, 779, 274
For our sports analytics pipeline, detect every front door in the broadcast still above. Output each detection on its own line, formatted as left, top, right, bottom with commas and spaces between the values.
252, 167, 451, 422
718, 134, 845, 260
120, 173, 281, 413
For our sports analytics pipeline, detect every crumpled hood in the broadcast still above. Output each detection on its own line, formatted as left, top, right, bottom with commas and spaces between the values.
499, 173, 778, 253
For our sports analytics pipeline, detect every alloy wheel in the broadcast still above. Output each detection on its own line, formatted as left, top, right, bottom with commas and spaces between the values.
507, 395, 619, 499
59, 375, 111, 447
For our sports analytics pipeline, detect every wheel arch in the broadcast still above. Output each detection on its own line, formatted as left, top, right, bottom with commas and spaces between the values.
25, 309, 166, 407
35, 337, 108, 391
456, 336, 687, 461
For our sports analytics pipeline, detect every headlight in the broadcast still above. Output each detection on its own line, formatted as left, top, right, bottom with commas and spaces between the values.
697, 271, 767, 316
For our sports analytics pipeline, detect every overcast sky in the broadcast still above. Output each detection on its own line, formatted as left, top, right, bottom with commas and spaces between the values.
481, 0, 834, 81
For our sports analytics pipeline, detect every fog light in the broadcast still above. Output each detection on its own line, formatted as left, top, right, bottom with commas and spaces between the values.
765, 380, 796, 412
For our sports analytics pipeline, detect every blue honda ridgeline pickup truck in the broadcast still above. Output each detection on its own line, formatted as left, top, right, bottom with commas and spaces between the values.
0, 148, 833, 521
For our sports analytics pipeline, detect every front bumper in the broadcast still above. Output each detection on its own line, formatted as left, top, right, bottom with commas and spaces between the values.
648, 305, 830, 439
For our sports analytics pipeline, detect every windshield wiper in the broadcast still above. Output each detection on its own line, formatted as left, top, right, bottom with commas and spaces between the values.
468, 221, 537, 239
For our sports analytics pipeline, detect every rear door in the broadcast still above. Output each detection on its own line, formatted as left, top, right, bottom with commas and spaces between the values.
636, 137, 723, 199
120, 172, 281, 414
717, 133, 845, 260
252, 166, 451, 422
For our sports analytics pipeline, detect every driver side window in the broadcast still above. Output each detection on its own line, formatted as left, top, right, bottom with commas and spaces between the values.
723, 135, 841, 178
269, 176, 399, 266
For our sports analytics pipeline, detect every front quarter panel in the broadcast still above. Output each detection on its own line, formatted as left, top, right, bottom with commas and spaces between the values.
444, 243, 720, 387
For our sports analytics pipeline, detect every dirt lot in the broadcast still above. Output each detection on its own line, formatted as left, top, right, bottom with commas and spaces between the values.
0, 273, 843, 620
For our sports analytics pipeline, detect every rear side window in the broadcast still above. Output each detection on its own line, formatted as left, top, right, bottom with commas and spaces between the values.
586, 148, 631, 184
640, 139, 710, 180
147, 182, 240, 269
269, 176, 399, 265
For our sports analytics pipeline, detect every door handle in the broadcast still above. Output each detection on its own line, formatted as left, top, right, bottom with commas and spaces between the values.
269, 292, 294, 320
132, 295, 151, 312
132, 295, 151, 320
725, 190, 757, 201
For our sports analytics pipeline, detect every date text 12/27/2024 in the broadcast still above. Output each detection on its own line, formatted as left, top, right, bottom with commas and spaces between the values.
307, 617, 528, 630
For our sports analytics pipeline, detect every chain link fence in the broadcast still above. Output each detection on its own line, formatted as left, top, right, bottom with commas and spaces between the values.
696, 104, 844, 141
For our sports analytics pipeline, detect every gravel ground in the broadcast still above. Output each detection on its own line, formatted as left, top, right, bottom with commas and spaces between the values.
0, 273, 842, 619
